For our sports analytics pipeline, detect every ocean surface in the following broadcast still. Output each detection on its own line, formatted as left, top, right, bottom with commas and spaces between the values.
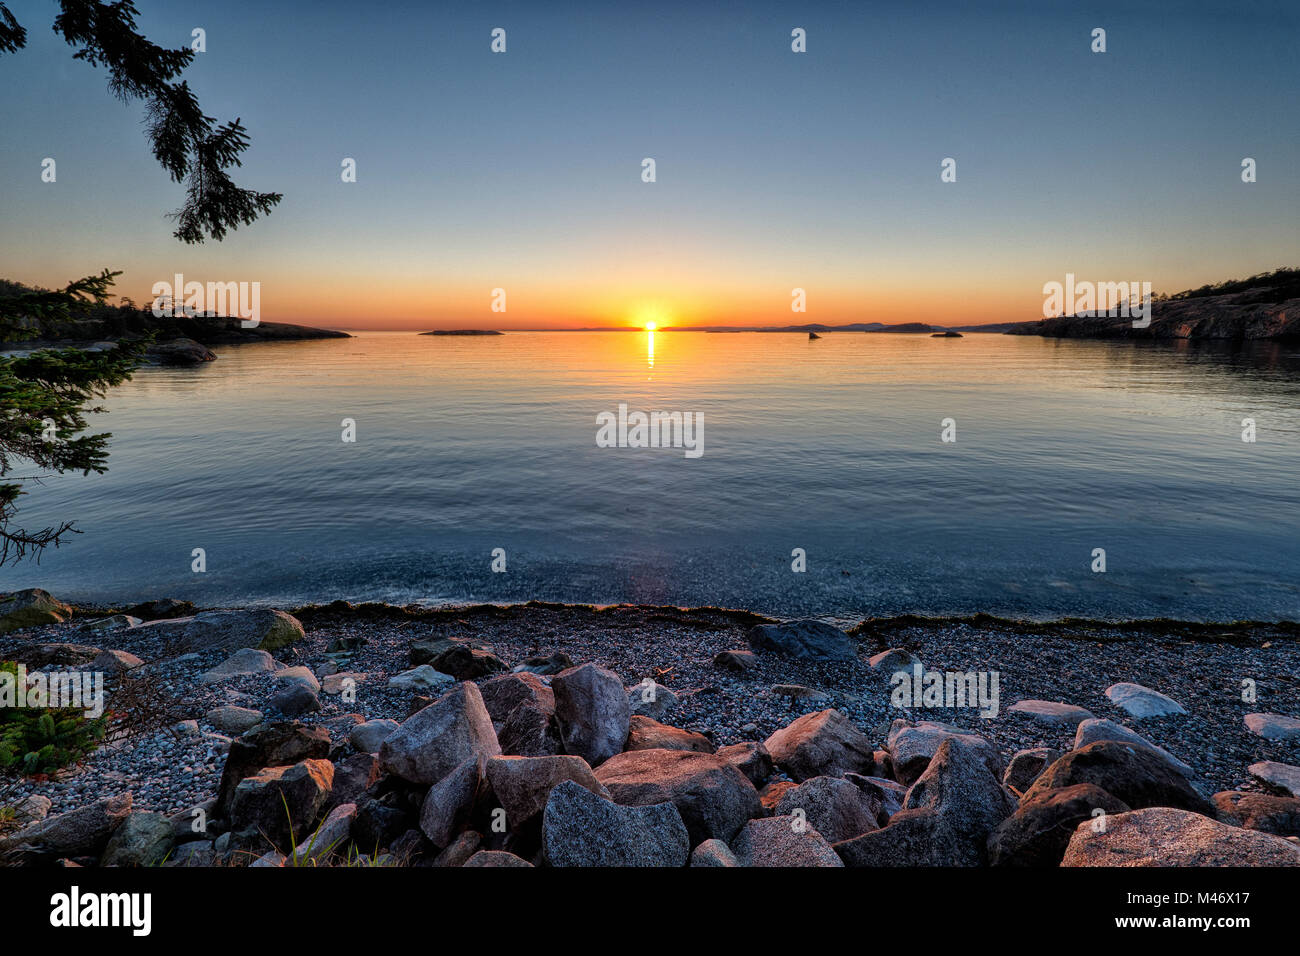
5, 330, 1299, 621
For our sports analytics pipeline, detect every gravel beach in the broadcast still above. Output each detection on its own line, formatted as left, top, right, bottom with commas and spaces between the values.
2, 599, 1297, 824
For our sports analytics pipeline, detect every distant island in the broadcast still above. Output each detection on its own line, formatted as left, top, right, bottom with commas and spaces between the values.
946, 322, 1039, 333
677, 322, 947, 333
419, 329, 504, 336
868, 323, 932, 334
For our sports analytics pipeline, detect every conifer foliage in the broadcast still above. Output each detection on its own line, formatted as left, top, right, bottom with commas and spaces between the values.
0, 0, 281, 242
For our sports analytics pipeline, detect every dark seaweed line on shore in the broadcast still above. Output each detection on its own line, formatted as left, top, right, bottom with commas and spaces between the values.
65, 598, 1300, 647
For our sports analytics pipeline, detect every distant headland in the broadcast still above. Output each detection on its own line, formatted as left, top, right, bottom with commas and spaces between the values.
0, 276, 349, 366
1006, 268, 1300, 341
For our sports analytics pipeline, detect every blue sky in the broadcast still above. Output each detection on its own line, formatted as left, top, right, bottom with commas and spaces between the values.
1, 0, 1296, 327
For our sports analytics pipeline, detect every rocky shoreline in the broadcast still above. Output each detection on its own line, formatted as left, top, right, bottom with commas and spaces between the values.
1, 590, 1297, 867
1006, 286, 1300, 340
3, 315, 350, 366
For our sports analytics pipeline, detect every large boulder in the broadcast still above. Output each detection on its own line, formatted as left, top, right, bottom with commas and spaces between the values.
428, 644, 507, 680
349, 719, 400, 754
867, 647, 924, 676
327, 753, 382, 812
0, 588, 71, 634
388, 665, 455, 694
1212, 791, 1300, 837
551, 663, 631, 766
746, 619, 857, 662
168, 800, 214, 843
125, 598, 195, 620
1024, 741, 1215, 816
154, 608, 305, 652
378, 682, 501, 785
542, 779, 690, 867
273, 665, 319, 693
1073, 718, 1194, 778
765, 709, 875, 781
321, 671, 367, 696
486, 755, 609, 827
464, 850, 533, 867
988, 783, 1131, 867
290, 802, 356, 865
80, 614, 141, 633
834, 813, 934, 868
408, 637, 464, 665
419, 756, 487, 847
774, 775, 880, 843
595, 748, 761, 845
165, 841, 215, 868
100, 812, 175, 867
903, 735, 1018, 822
627, 680, 679, 720
1248, 761, 1300, 797
512, 652, 574, 676
1104, 682, 1185, 719
200, 648, 278, 683
716, 741, 774, 786
268, 682, 321, 716
886, 719, 1003, 785
1003, 748, 1060, 795
1007, 699, 1095, 728
771, 684, 831, 704
432, 831, 482, 867
9, 642, 100, 667
352, 793, 414, 853
834, 737, 1017, 866
498, 699, 563, 757
731, 816, 844, 867
1061, 807, 1300, 867
205, 705, 264, 735
0, 793, 132, 864
10, 795, 51, 827
843, 774, 907, 825
712, 649, 757, 673
215, 721, 331, 814
1244, 713, 1300, 741
760, 780, 797, 812
625, 715, 714, 753
90, 649, 144, 674
228, 758, 335, 853
479, 672, 555, 728
690, 839, 740, 867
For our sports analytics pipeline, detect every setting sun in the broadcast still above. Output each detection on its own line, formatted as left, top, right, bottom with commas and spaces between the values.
630, 301, 671, 331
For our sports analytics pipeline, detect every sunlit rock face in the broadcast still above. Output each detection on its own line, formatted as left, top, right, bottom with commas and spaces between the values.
1013, 289, 1300, 340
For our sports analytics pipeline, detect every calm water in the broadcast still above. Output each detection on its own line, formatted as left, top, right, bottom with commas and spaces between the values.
5, 330, 1299, 621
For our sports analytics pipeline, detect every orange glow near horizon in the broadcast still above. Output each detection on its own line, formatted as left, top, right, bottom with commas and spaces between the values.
39, 254, 1057, 332
137, 280, 1032, 331
41, 258, 1187, 332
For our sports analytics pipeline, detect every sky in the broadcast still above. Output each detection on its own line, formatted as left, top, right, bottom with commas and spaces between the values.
1, 0, 1297, 330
